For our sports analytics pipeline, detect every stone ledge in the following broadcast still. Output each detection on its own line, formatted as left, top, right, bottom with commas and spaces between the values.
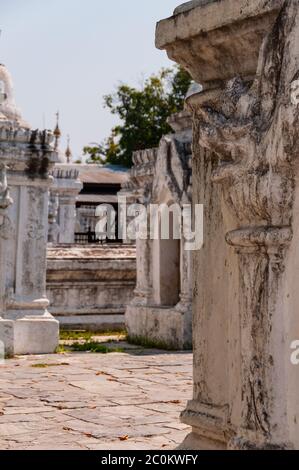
47, 244, 136, 260
57, 314, 125, 332
174, 1, 215, 16
156, 0, 283, 48
156, 0, 283, 83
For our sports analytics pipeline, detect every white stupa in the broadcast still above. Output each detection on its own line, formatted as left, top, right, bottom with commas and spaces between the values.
0, 63, 30, 128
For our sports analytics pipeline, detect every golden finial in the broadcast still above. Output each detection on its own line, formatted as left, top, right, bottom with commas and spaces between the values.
65, 135, 72, 164
53, 111, 61, 151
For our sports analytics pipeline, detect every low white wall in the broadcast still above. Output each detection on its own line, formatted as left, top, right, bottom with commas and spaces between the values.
46, 244, 136, 331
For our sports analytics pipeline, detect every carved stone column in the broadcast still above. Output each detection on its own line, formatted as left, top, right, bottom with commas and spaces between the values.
132, 215, 153, 307
50, 166, 82, 244
175, 186, 193, 349
48, 192, 60, 243
124, 150, 156, 338
156, 0, 299, 449
0, 63, 59, 355
0, 164, 14, 357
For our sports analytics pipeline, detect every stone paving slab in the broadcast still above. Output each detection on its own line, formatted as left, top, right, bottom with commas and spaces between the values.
0, 349, 192, 450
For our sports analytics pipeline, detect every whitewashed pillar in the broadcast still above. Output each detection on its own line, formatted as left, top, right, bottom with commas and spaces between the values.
0, 164, 14, 357
50, 167, 82, 244
156, 0, 299, 449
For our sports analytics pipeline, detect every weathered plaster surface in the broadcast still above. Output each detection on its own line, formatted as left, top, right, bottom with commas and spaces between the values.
156, 0, 299, 450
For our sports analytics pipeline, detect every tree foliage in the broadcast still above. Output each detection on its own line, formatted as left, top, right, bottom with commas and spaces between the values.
83, 66, 192, 167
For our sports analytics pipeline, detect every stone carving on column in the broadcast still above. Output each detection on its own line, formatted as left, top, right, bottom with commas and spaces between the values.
192, 1, 299, 448
0, 164, 13, 207
48, 192, 60, 243
0, 163, 13, 241
156, 0, 299, 450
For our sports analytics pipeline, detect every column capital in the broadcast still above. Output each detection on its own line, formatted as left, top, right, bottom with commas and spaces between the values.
156, 0, 283, 86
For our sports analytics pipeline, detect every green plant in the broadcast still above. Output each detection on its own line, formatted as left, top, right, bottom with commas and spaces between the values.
59, 329, 127, 341
31, 362, 70, 368
127, 335, 178, 351
60, 330, 93, 341
70, 342, 124, 354
84, 66, 192, 167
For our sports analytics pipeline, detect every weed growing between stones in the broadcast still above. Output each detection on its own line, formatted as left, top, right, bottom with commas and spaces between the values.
59, 330, 127, 341
69, 342, 124, 353
127, 335, 178, 351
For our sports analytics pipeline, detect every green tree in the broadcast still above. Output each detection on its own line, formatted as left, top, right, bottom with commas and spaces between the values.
84, 66, 191, 167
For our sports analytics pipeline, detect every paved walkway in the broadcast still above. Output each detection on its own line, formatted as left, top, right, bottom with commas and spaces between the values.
0, 348, 192, 450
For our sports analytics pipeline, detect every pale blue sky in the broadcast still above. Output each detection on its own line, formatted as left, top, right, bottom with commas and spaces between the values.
0, 0, 180, 159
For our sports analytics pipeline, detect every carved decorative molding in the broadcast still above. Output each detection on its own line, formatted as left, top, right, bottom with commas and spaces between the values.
0, 164, 13, 210
193, 1, 299, 245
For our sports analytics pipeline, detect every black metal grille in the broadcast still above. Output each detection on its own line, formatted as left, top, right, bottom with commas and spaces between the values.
74, 231, 123, 245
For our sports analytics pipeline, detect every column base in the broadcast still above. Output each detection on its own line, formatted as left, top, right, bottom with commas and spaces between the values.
178, 432, 291, 450
14, 311, 59, 355
179, 400, 293, 450
4, 297, 59, 355
175, 300, 192, 349
179, 400, 230, 449
0, 318, 14, 358
227, 435, 293, 450
178, 431, 227, 450
130, 287, 152, 307
125, 304, 191, 350
130, 295, 148, 307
